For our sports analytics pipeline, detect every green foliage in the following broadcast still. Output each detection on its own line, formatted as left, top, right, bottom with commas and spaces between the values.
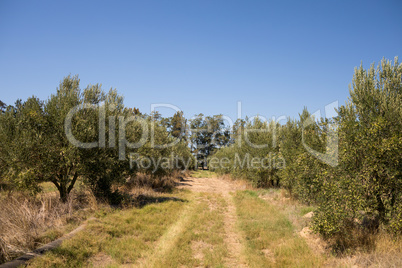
190, 114, 230, 168
311, 57, 402, 241
0, 100, 6, 113
212, 117, 284, 187
0, 75, 193, 203
162, 111, 187, 140
277, 109, 331, 203
1, 56, 400, 249
212, 57, 402, 247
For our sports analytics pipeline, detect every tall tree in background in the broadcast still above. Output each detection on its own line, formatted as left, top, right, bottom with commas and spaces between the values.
161, 111, 187, 141
231, 118, 245, 144
190, 114, 230, 168
211, 116, 284, 187
171, 111, 187, 140
189, 114, 206, 167
208, 114, 231, 149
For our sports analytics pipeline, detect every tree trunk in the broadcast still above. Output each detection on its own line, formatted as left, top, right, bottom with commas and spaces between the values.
59, 185, 68, 203
376, 192, 386, 224
52, 173, 78, 203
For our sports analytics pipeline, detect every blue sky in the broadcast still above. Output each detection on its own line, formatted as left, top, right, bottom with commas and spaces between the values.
0, 0, 401, 122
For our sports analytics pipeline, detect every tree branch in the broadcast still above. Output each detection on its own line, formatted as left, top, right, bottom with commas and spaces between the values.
67, 171, 78, 194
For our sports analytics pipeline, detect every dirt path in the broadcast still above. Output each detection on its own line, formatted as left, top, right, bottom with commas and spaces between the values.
178, 177, 247, 267
19, 176, 332, 267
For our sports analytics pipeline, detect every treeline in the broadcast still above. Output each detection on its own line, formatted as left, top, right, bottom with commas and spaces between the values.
0, 75, 235, 204
212, 57, 402, 248
0, 76, 194, 204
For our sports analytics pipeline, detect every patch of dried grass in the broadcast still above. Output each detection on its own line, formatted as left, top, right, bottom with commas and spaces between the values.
352, 233, 402, 267
219, 173, 253, 190
324, 234, 402, 267
258, 189, 402, 267
0, 188, 97, 264
122, 172, 177, 193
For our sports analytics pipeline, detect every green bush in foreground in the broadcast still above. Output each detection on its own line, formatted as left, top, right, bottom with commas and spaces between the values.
312, 57, 402, 241
213, 57, 402, 249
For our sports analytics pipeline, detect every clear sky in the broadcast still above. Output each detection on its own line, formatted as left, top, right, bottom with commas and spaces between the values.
1, 0, 401, 122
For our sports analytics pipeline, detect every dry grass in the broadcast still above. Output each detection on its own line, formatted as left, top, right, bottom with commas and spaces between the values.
324, 234, 402, 267
122, 171, 188, 193
353, 234, 402, 267
6, 172, 399, 267
219, 173, 254, 191
0, 170, 190, 265
26, 189, 190, 267
234, 190, 326, 267
0, 188, 97, 264
258, 188, 402, 267
258, 188, 314, 232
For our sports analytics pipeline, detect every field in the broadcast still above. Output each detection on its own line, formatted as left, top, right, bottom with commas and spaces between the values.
0, 171, 397, 267
1, 2, 401, 267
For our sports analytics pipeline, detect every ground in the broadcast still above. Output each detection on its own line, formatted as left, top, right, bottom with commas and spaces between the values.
24, 173, 344, 267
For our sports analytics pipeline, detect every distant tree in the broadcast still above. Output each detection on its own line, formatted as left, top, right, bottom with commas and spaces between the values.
170, 111, 187, 140
231, 118, 245, 143
128, 107, 141, 115
190, 114, 207, 168
150, 111, 162, 121
159, 111, 187, 141
190, 114, 230, 168
208, 114, 231, 149
211, 116, 284, 187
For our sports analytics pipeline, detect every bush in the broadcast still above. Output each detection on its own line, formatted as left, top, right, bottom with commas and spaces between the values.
213, 57, 402, 251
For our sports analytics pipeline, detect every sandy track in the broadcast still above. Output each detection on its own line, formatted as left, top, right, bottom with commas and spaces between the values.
178, 177, 247, 267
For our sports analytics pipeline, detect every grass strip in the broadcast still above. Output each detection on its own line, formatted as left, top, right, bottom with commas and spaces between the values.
234, 190, 325, 267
